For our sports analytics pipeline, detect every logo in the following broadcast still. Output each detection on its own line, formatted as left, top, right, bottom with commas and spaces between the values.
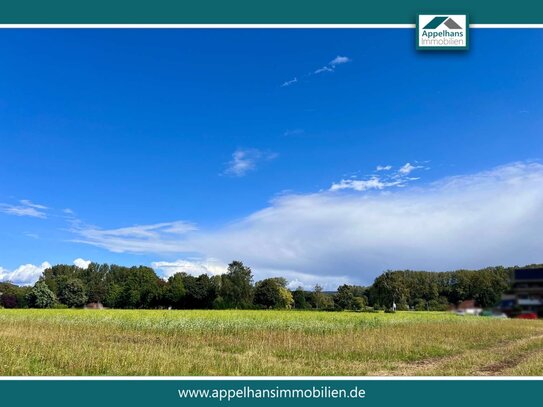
417, 14, 469, 50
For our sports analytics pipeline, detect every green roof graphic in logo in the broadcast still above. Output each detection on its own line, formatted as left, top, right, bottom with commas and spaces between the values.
423, 16, 462, 29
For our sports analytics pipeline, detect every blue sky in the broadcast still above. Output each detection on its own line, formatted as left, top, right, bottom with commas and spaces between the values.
1, 29, 543, 287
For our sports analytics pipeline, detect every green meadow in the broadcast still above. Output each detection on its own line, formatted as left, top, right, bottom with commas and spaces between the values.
1, 309, 542, 376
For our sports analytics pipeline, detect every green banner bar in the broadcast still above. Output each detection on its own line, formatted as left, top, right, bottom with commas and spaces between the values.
1, 380, 540, 407
0, 0, 542, 24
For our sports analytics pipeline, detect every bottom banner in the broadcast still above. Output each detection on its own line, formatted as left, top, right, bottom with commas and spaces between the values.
1, 379, 540, 407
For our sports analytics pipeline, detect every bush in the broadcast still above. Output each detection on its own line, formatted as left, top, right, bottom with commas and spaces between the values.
414, 298, 427, 311
0, 293, 18, 309
428, 297, 450, 311
26, 281, 57, 308
254, 278, 294, 309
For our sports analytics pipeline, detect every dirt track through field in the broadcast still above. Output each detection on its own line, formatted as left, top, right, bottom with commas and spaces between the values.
474, 335, 543, 375
372, 334, 543, 376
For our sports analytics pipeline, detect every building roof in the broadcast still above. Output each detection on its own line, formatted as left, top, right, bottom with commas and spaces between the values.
457, 299, 478, 309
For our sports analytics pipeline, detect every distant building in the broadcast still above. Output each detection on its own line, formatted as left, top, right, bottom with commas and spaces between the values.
501, 267, 543, 316
456, 299, 482, 315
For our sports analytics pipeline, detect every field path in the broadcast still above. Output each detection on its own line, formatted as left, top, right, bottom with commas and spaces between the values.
474, 335, 543, 376
371, 333, 543, 376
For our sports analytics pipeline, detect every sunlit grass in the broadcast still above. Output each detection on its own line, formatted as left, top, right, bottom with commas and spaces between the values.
0, 309, 542, 375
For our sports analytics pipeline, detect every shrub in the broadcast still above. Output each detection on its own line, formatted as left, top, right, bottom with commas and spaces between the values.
26, 281, 57, 308
414, 298, 427, 311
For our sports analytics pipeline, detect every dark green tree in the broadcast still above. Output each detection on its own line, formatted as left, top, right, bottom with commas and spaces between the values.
254, 277, 293, 309
219, 261, 254, 309
104, 265, 162, 308
26, 281, 57, 308
79, 263, 109, 304
334, 284, 355, 310
181, 274, 218, 308
58, 278, 88, 308
292, 286, 310, 309
312, 284, 325, 309
165, 273, 186, 308
0, 282, 30, 308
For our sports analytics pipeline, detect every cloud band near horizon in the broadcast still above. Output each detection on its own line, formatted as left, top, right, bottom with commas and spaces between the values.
56, 161, 543, 288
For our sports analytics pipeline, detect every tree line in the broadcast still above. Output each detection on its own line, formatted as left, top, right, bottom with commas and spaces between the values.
0, 260, 533, 311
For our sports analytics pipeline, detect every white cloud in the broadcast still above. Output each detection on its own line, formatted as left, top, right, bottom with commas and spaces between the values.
286, 273, 351, 291
314, 56, 351, 75
314, 66, 333, 74
281, 77, 298, 87
151, 258, 227, 278
223, 148, 277, 177
73, 258, 91, 269
0, 200, 48, 219
183, 162, 543, 285
70, 221, 196, 254
399, 162, 424, 175
0, 261, 51, 286
282, 55, 351, 85
329, 56, 351, 66
19, 200, 47, 209
330, 177, 402, 192
69, 161, 543, 287
224, 149, 257, 176
330, 162, 424, 192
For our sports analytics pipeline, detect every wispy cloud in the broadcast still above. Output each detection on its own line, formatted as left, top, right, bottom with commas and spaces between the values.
399, 162, 424, 175
0, 261, 51, 286
70, 221, 196, 254
281, 55, 351, 87
314, 55, 352, 75
281, 77, 298, 87
329, 56, 351, 66
330, 177, 403, 192
67, 161, 543, 288
330, 162, 427, 192
0, 199, 48, 219
20, 200, 47, 209
223, 148, 277, 177
314, 66, 333, 74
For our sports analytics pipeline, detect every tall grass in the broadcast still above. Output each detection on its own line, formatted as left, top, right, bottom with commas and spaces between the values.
0, 309, 541, 375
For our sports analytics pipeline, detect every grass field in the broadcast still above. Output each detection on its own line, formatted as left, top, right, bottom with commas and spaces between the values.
1, 309, 543, 376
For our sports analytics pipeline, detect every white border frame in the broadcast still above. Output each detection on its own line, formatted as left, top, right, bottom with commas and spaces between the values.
0, 24, 542, 28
